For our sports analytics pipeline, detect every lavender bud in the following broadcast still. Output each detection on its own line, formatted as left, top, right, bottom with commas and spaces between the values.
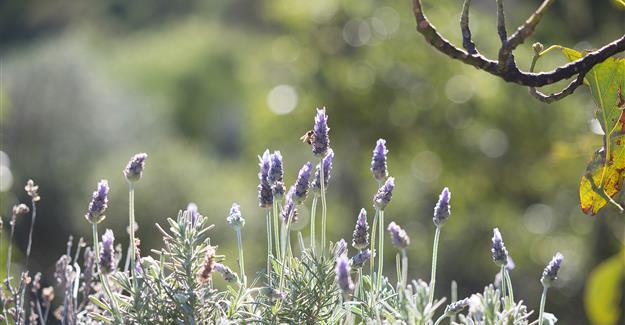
85, 180, 109, 224
197, 246, 216, 284
433, 187, 451, 227
387, 222, 410, 249
312, 108, 330, 157
311, 149, 334, 192
258, 150, 273, 208
214, 263, 239, 283
124, 153, 148, 183
491, 228, 509, 266
293, 162, 313, 204
186, 202, 199, 226
351, 249, 372, 268
272, 181, 285, 200
541, 252, 564, 288
352, 209, 369, 250
445, 297, 471, 315
335, 254, 354, 292
281, 187, 298, 224
99, 229, 116, 274
267, 151, 284, 186
226, 203, 245, 229
371, 139, 389, 182
335, 239, 347, 257
373, 177, 395, 210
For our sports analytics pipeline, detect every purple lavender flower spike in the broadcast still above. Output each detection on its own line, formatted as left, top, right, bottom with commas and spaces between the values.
268, 151, 284, 186
351, 249, 372, 268
387, 222, 410, 249
187, 202, 199, 226
373, 177, 395, 210
352, 208, 369, 250
541, 252, 564, 288
227, 203, 245, 229
85, 180, 109, 224
293, 162, 313, 205
257, 150, 273, 208
281, 187, 298, 224
312, 149, 334, 192
312, 108, 330, 157
335, 254, 354, 292
272, 181, 285, 199
371, 139, 389, 182
214, 263, 239, 283
433, 187, 451, 227
491, 228, 509, 266
100, 229, 116, 274
335, 239, 347, 257
124, 153, 148, 182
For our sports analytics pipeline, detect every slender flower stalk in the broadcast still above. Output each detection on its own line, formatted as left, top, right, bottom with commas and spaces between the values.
227, 203, 247, 287
491, 228, 514, 305
430, 187, 451, 305
388, 222, 410, 299
310, 195, 319, 255
372, 177, 394, 292
312, 149, 334, 255
539, 252, 564, 325
124, 153, 147, 309
24, 179, 40, 269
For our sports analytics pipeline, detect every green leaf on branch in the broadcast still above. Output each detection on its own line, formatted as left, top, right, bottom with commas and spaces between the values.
584, 249, 624, 325
560, 47, 625, 135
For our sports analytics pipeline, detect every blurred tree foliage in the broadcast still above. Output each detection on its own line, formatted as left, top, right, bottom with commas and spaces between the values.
1, 0, 624, 323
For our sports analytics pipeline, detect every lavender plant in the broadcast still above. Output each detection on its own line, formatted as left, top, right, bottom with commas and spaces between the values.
2, 109, 569, 325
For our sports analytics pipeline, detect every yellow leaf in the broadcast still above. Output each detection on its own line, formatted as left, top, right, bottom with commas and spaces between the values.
584, 249, 625, 325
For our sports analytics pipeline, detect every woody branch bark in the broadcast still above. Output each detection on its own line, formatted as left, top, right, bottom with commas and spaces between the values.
412, 0, 625, 103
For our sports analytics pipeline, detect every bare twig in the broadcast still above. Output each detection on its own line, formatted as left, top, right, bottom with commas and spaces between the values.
412, 0, 625, 102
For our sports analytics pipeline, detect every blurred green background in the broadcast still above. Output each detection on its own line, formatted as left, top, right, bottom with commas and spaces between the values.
1, 0, 624, 323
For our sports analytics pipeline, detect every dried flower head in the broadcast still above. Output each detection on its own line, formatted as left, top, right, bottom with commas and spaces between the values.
312, 108, 330, 157
388, 221, 410, 249
373, 177, 395, 210
281, 187, 298, 224
214, 263, 239, 283
99, 229, 116, 274
335, 254, 354, 292
371, 139, 389, 182
293, 162, 313, 204
85, 180, 109, 224
491, 228, 509, 266
226, 203, 245, 229
352, 208, 369, 250
335, 239, 347, 257
311, 149, 334, 192
197, 246, 216, 284
445, 297, 471, 315
124, 153, 148, 182
541, 252, 564, 288
267, 151, 284, 186
24, 179, 40, 202
433, 187, 451, 227
42, 287, 55, 305
258, 150, 273, 208
351, 249, 372, 268
13, 204, 30, 217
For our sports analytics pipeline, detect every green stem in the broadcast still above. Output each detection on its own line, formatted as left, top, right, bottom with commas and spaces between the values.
310, 195, 318, 255
401, 249, 408, 294
273, 200, 280, 261
429, 227, 441, 305
278, 212, 293, 293
128, 184, 139, 302
91, 222, 121, 322
504, 268, 514, 306
500, 265, 507, 304
356, 267, 363, 299
369, 209, 379, 281
433, 314, 448, 325
265, 209, 272, 286
235, 228, 247, 287
320, 158, 328, 255
376, 210, 385, 292
538, 287, 548, 325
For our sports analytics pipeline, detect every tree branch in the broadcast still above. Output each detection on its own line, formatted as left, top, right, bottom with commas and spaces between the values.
412, 0, 625, 102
